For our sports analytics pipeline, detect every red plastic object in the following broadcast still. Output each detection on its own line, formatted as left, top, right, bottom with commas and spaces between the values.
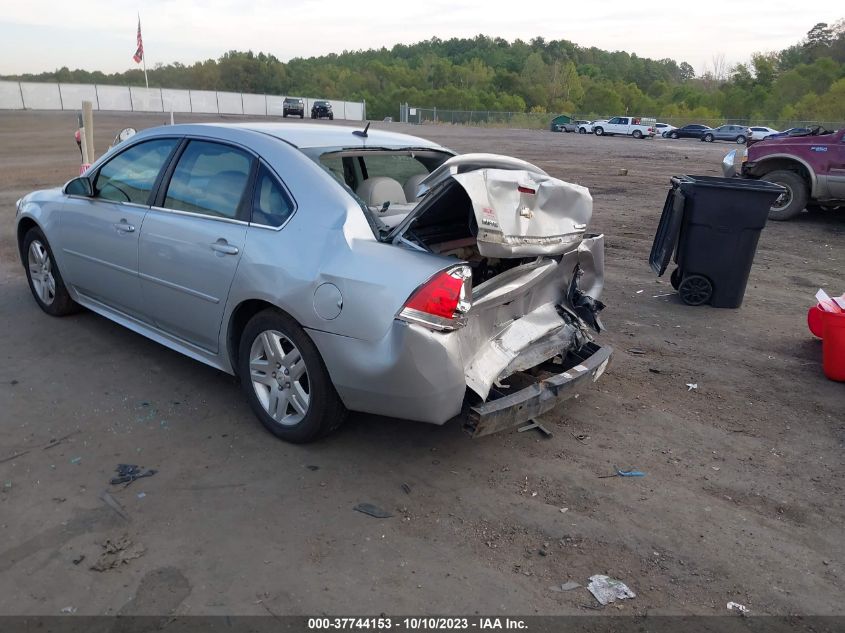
808, 304, 825, 338
822, 310, 845, 382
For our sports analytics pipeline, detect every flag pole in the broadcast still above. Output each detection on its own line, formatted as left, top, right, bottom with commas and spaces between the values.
139, 13, 148, 89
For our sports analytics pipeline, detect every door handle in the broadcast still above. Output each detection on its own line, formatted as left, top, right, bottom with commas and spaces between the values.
211, 240, 239, 255
113, 220, 135, 233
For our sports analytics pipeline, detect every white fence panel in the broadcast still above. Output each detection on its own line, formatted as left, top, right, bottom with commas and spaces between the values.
0, 81, 24, 109
217, 91, 243, 115
59, 84, 98, 110
190, 90, 218, 114
344, 101, 364, 121
242, 93, 266, 116
161, 88, 191, 113
96, 85, 132, 111
19, 82, 63, 109
266, 95, 285, 116
130, 87, 163, 112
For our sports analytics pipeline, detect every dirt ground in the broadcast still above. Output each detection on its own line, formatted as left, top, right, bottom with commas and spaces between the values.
0, 111, 842, 617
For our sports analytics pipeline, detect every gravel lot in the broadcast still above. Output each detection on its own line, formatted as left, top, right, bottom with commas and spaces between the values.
0, 111, 842, 616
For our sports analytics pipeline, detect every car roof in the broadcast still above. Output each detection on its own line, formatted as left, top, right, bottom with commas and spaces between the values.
186, 122, 448, 151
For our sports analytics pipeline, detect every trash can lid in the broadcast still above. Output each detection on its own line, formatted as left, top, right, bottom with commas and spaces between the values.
678, 174, 786, 194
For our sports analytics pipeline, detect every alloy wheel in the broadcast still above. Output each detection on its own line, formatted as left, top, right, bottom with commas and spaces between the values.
28, 240, 56, 305
249, 330, 310, 426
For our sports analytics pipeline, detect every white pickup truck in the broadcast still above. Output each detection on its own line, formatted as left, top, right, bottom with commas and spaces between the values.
592, 116, 657, 139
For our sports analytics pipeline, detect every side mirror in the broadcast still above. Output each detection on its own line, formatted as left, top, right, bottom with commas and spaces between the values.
65, 176, 94, 197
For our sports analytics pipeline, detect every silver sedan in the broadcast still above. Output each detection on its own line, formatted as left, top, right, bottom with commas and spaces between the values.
15, 123, 611, 442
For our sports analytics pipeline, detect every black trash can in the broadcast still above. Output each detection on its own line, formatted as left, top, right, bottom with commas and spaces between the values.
649, 175, 785, 307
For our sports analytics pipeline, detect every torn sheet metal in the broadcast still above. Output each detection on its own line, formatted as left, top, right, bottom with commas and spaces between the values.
463, 303, 582, 400
453, 168, 593, 258
417, 152, 548, 197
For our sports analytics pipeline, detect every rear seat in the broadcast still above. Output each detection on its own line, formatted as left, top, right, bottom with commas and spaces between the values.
356, 177, 406, 207
403, 174, 427, 202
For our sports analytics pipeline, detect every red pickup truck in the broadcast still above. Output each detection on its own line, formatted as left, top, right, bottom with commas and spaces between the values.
722, 127, 845, 220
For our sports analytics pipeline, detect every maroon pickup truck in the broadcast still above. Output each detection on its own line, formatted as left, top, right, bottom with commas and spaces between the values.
722, 127, 845, 220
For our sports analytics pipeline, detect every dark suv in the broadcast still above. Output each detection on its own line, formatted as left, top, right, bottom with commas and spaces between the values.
311, 100, 333, 120
283, 97, 304, 118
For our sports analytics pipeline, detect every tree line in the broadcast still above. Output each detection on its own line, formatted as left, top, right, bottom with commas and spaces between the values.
4, 21, 844, 123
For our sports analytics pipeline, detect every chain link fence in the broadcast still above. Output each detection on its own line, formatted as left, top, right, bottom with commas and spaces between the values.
398, 104, 842, 133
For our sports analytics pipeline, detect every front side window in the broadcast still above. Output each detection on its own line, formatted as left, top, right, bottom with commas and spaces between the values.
164, 140, 253, 220
94, 138, 177, 204
252, 165, 295, 228
608, 117, 620, 124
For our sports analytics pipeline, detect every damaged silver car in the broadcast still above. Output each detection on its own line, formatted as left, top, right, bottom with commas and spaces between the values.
15, 123, 611, 443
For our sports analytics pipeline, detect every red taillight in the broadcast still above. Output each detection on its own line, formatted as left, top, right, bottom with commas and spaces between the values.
517, 185, 536, 195
398, 265, 472, 331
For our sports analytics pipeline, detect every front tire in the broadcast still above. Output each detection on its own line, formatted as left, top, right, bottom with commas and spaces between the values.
579, 128, 587, 134
737, 135, 746, 144
703, 133, 714, 142
670, 132, 679, 139
594, 126, 604, 136
760, 170, 808, 221
22, 228, 79, 316
238, 309, 347, 443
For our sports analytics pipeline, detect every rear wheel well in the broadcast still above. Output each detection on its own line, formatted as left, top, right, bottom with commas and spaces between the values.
16, 218, 39, 264
227, 299, 293, 377
749, 159, 812, 191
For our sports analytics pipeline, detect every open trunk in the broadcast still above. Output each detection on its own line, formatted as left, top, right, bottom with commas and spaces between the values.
385, 154, 608, 434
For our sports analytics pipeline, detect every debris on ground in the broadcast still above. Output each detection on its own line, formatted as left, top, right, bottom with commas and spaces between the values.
599, 468, 646, 478
306, 465, 320, 471
686, 383, 698, 391
518, 420, 552, 437
60, 606, 77, 614
72, 554, 85, 565
90, 534, 145, 572
550, 580, 582, 592
587, 575, 636, 605
70, 457, 82, 465
727, 601, 749, 615
401, 483, 412, 495
353, 503, 393, 519
110, 463, 157, 486
628, 348, 647, 356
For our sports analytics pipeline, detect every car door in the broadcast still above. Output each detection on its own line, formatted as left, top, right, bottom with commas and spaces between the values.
59, 137, 179, 320
827, 131, 845, 198
138, 139, 254, 352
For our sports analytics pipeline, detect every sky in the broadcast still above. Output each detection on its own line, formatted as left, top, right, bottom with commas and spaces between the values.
0, 0, 841, 76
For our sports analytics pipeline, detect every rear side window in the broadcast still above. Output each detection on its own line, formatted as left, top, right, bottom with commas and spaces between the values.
251, 165, 295, 227
164, 140, 253, 220
94, 138, 177, 204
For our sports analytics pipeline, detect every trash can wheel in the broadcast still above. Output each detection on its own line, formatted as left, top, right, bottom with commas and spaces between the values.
670, 267, 683, 290
678, 274, 713, 306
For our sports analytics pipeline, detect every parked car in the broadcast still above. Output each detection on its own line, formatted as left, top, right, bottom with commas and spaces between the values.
722, 126, 844, 220
592, 116, 657, 139
282, 97, 304, 118
311, 100, 333, 120
15, 123, 611, 443
666, 124, 711, 139
654, 123, 676, 138
701, 125, 751, 144
562, 119, 591, 133
767, 127, 812, 139
749, 126, 780, 140
578, 121, 597, 134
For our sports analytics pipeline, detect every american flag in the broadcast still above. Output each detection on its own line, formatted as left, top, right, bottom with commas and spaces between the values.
133, 18, 144, 63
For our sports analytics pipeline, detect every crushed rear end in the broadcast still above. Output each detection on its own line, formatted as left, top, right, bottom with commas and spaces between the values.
388, 154, 611, 437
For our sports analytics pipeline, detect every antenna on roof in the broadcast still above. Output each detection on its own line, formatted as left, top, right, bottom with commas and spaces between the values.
352, 122, 370, 138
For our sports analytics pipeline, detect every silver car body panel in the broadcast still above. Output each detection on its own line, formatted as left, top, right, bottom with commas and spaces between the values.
15, 123, 608, 427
